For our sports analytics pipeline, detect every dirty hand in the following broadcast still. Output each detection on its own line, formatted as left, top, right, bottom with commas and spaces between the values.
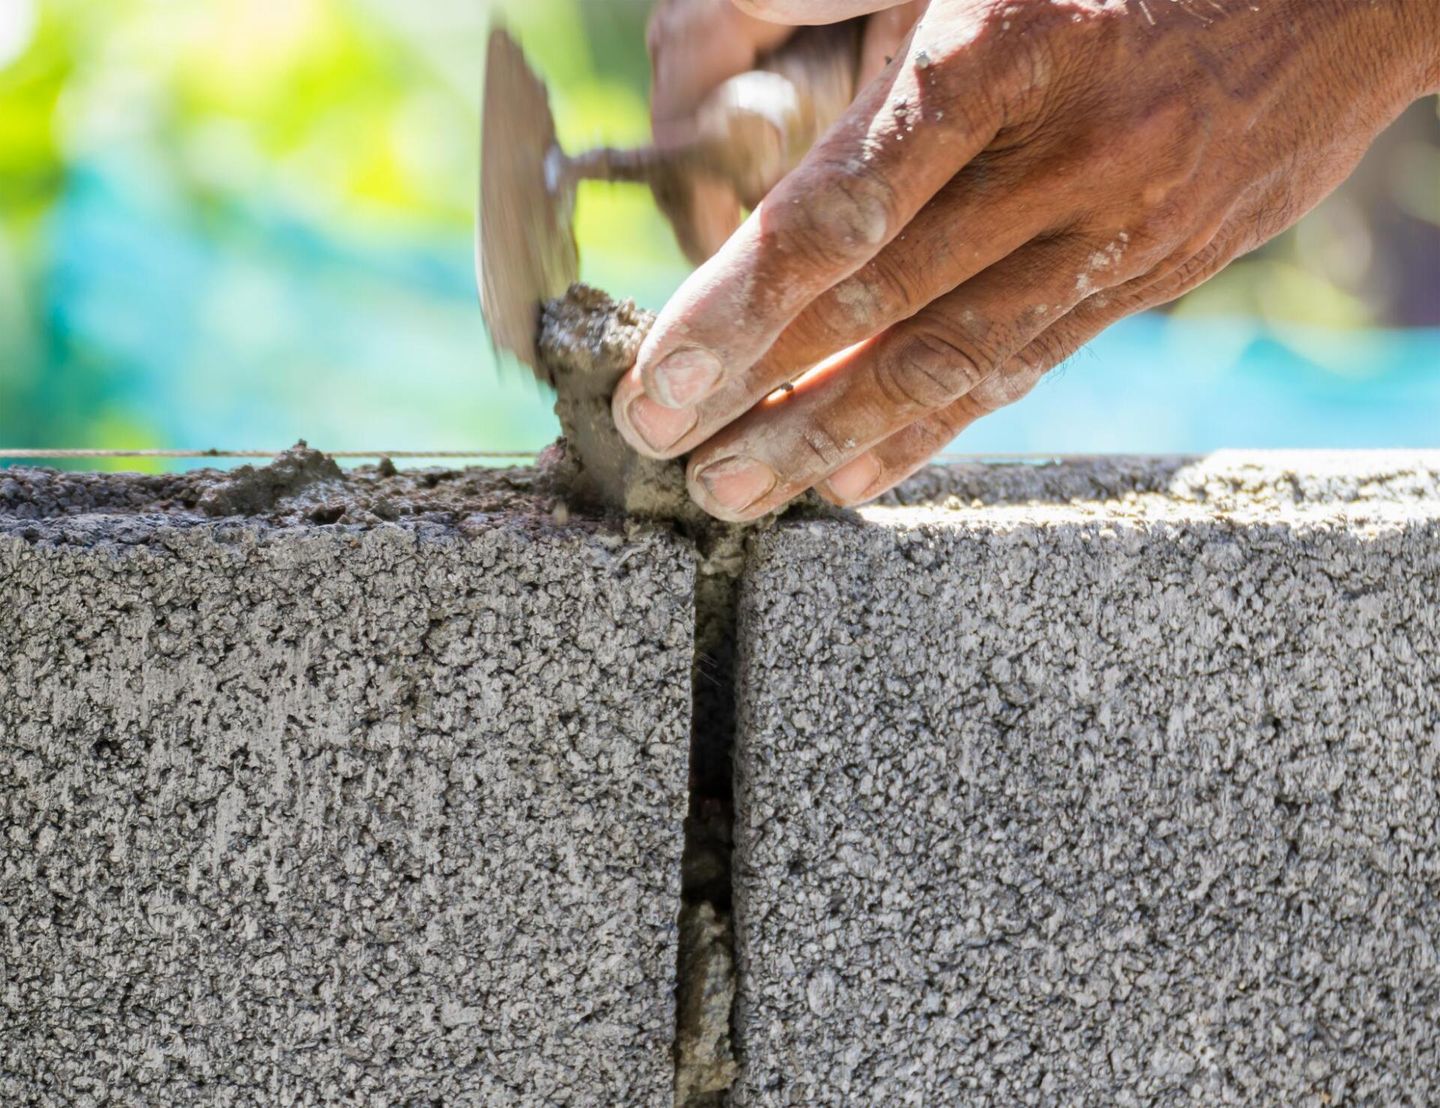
615, 0, 1439, 522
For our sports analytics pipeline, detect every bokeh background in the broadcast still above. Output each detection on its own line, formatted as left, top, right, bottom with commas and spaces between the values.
1, 0, 1436, 471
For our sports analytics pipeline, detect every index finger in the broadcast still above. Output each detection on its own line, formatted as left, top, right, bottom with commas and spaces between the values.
631, 19, 1004, 410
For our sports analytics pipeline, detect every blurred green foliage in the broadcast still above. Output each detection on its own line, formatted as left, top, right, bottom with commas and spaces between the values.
0, 0, 689, 469
0, 1, 1435, 467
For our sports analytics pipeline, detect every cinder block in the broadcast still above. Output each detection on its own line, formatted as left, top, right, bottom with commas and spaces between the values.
0, 462, 692, 1106
733, 453, 1440, 1106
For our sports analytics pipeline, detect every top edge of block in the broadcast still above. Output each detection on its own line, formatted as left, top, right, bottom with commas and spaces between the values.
0, 445, 570, 531
7, 450, 1439, 533
867, 451, 1440, 524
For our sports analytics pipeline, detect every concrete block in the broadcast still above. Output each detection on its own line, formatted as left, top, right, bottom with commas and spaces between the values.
733, 453, 1440, 1105
0, 459, 693, 1105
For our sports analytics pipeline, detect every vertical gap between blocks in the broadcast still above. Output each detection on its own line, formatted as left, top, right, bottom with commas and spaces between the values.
673, 526, 747, 1107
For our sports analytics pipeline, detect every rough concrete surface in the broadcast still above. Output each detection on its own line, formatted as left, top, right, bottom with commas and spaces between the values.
733, 452, 1440, 1105
0, 454, 693, 1105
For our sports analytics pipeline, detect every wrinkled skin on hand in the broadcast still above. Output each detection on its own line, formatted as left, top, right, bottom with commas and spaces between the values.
616, 0, 1440, 521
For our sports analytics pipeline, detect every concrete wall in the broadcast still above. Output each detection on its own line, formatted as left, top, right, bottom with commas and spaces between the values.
733, 453, 1440, 1105
4, 451, 1440, 1106
0, 461, 693, 1105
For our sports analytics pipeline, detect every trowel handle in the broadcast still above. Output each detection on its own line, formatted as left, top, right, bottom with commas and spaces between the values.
566, 144, 684, 184
561, 22, 864, 264
566, 22, 863, 199
690, 21, 863, 206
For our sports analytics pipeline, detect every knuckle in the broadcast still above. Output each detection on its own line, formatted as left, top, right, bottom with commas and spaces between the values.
811, 259, 915, 340
774, 158, 899, 266
1071, 232, 1134, 296
1131, 198, 1188, 251
807, 278, 887, 343
1131, 93, 1207, 165
995, 28, 1060, 109
985, 0, 1127, 116
1174, 222, 1222, 261
1085, 193, 1202, 281
1156, 239, 1234, 304
796, 423, 848, 471
874, 330, 987, 412
972, 365, 1041, 410
1017, 327, 1078, 374
1088, 283, 1145, 318
980, 3, 1077, 103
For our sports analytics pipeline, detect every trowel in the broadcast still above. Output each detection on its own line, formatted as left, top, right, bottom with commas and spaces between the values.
477, 22, 863, 379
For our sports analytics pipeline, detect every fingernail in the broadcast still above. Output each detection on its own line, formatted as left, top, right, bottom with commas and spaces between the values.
696, 456, 778, 515
627, 395, 698, 451
651, 347, 723, 408
824, 453, 883, 505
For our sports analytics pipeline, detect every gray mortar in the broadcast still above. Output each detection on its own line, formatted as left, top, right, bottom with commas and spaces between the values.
0, 454, 694, 1105
884, 451, 1440, 511
675, 902, 738, 1105
196, 441, 344, 516
732, 452, 1440, 1105
0, 443, 560, 527
535, 284, 823, 532
671, 528, 748, 1106
539, 284, 705, 525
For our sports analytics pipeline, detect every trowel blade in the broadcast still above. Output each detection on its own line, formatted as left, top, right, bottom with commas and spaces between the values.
477, 25, 579, 381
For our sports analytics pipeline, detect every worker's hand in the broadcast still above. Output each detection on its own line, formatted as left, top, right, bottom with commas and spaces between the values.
618, 0, 1439, 521
647, 0, 924, 262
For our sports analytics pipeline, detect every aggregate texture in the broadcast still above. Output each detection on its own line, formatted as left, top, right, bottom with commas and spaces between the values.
733, 452, 1440, 1106
0, 454, 694, 1106
0, 443, 558, 525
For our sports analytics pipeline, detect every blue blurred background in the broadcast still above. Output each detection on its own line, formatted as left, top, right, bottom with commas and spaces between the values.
0, 0, 1436, 471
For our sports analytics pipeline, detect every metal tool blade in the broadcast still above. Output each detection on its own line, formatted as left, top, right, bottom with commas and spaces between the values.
477, 26, 578, 381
